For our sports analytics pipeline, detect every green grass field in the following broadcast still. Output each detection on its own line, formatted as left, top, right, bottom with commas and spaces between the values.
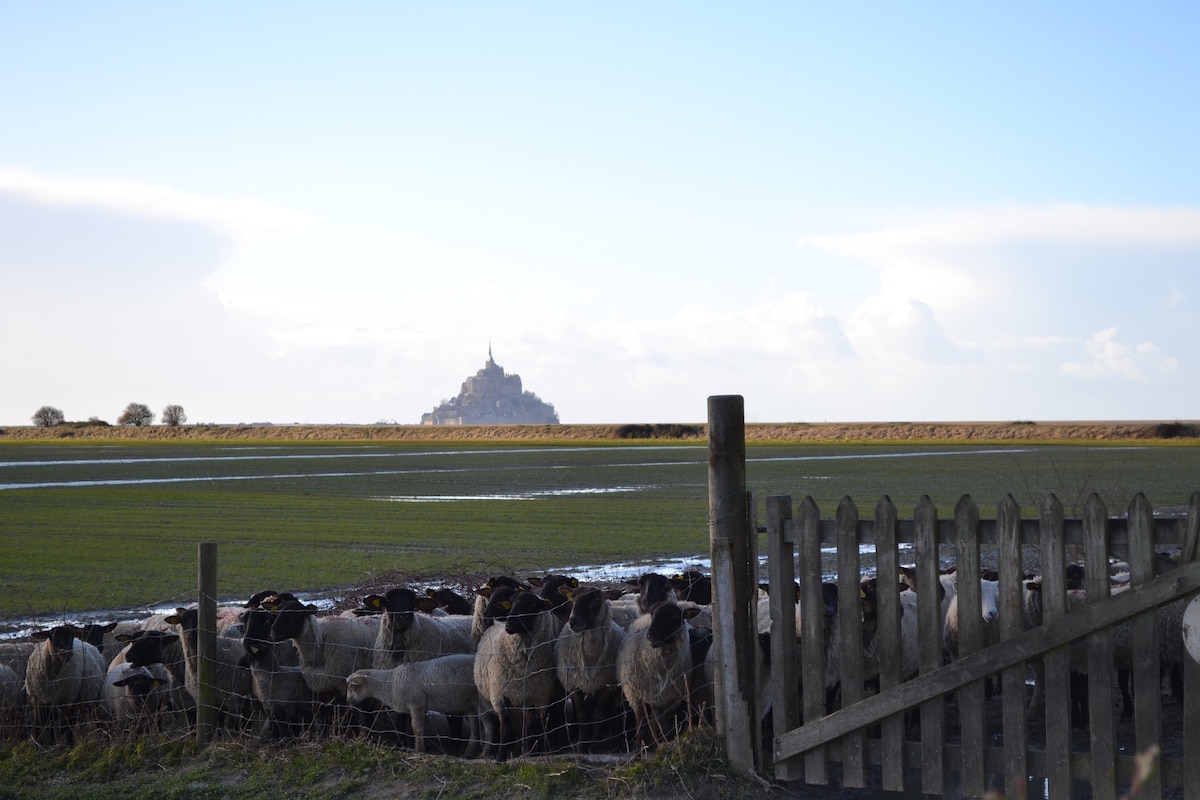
2, 439, 1198, 623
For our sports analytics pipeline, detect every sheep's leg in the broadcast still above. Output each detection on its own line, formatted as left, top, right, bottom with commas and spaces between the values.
411, 707, 426, 754
495, 702, 513, 762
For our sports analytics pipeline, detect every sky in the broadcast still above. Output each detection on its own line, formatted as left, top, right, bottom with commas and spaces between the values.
2, 4, 1198, 426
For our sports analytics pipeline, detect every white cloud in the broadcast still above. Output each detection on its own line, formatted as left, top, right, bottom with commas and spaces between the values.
1061, 328, 1178, 381
0, 165, 311, 244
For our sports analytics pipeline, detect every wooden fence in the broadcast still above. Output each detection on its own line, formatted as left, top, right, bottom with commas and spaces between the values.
756, 491, 1200, 799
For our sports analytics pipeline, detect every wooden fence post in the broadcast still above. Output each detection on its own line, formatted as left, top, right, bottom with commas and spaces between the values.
707, 395, 759, 777
766, 495, 800, 781
197, 541, 218, 744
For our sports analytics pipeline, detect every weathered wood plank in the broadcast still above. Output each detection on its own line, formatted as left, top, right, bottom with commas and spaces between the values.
797, 495, 828, 784
1038, 494, 1074, 796
836, 497, 865, 788
766, 497, 801, 782
1127, 492, 1163, 800
872, 495, 906, 792
997, 495, 1029, 797
915, 496, 944, 796
954, 495, 986, 797
1084, 493, 1117, 800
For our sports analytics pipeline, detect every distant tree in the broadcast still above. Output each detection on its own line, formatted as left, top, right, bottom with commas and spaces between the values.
162, 404, 187, 427
118, 402, 155, 427
31, 406, 65, 427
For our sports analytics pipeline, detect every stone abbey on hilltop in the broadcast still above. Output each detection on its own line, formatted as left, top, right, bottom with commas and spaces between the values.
420, 348, 560, 426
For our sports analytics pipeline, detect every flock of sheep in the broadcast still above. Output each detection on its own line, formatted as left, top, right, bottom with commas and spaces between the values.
0, 556, 1188, 759
0, 570, 717, 759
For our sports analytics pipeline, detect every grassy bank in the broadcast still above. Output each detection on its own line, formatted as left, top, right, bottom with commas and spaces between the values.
2, 419, 1198, 443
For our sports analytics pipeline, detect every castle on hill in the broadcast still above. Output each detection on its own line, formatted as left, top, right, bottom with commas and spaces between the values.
420, 348, 560, 426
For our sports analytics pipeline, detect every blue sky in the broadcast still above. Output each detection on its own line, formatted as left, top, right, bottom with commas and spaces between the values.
3, 3, 1198, 425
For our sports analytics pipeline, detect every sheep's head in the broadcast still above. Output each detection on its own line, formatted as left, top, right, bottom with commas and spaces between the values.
269, 600, 318, 641
503, 591, 554, 637
565, 586, 607, 633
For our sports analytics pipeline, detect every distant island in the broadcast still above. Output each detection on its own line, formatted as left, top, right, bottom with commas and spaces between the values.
421, 348, 560, 426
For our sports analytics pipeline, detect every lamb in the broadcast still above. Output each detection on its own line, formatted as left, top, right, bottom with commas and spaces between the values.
165, 606, 256, 726
268, 599, 377, 702
361, 587, 474, 669
618, 600, 699, 747
24, 625, 106, 736
473, 590, 563, 761
554, 585, 627, 751
346, 654, 481, 754
942, 577, 1002, 660
239, 607, 318, 739
103, 662, 173, 725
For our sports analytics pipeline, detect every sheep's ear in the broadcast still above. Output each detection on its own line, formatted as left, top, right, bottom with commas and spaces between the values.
112, 676, 133, 688
364, 595, 385, 611
683, 606, 701, 621
567, 577, 579, 588
426, 588, 439, 600
475, 586, 492, 599
30, 630, 51, 641
558, 585, 574, 601
415, 597, 438, 614
164, 615, 181, 626
526, 576, 544, 588
151, 678, 164, 690
346, 674, 365, 688
602, 588, 624, 601
1025, 581, 1042, 593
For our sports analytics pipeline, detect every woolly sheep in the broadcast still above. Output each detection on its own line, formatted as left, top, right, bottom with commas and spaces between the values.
361, 587, 473, 669
554, 586, 627, 751
24, 625, 106, 732
618, 600, 699, 747
473, 590, 562, 761
346, 654, 481, 754
269, 599, 377, 702
165, 607, 256, 725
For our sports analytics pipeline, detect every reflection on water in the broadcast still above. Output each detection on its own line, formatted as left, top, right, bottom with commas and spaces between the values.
372, 486, 652, 502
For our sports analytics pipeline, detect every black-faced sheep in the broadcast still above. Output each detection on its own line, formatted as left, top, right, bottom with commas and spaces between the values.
346, 654, 481, 755
554, 585, 627, 752
239, 607, 318, 739
361, 587, 474, 669
103, 662, 173, 726
24, 625, 107, 738
617, 600, 699, 747
268, 599, 377, 703
165, 607, 256, 728
471, 575, 532, 648
473, 590, 562, 761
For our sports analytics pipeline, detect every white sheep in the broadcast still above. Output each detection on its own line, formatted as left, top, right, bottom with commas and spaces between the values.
268, 599, 377, 703
346, 654, 481, 754
618, 600, 699, 747
24, 625, 106, 734
361, 587, 473, 668
554, 586, 627, 751
473, 590, 562, 761
165, 607, 256, 727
